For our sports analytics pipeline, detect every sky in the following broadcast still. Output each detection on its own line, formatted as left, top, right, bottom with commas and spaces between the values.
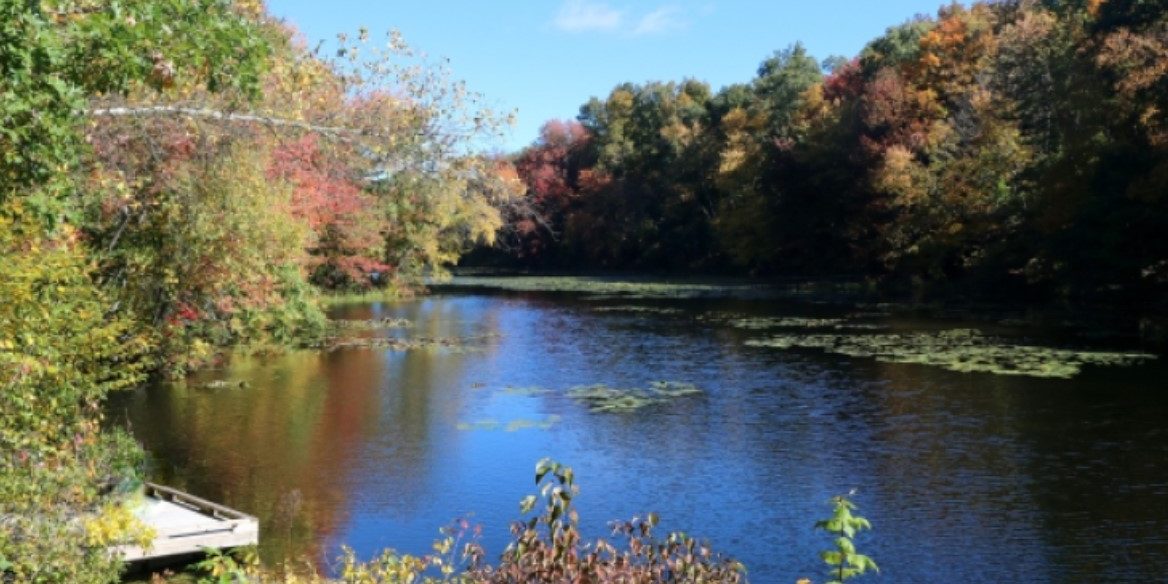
265, 1, 951, 153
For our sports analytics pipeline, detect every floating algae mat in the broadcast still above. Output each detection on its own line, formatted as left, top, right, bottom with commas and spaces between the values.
329, 317, 413, 330
193, 379, 250, 390
745, 328, 1156, 378
456, 415, 562, 432
498, 385, 552, 396
567, 381, 702, 413
697, 312, 885, 331
443, 276, 773, 299
721, 316, 883, 331
326, 334, 499, 353
592, 305, 685, 315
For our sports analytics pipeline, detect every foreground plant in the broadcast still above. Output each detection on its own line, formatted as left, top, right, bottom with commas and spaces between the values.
814, 494, 878, 583
469, 458, 746, 583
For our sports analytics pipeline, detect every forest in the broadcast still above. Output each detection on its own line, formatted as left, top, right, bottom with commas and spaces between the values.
1, 0, 1166, 582
487, 0, 1168, 309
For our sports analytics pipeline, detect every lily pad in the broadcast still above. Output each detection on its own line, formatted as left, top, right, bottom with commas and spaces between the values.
500, 386, 552, 396
701, 313, 884, 331
330, 317, 413, 330
592, 305, 685, 315
326, 334, 499, 353
745, 328, 1156, 378
457, 415, 561, 432
441, 276, 773, 300
567, 381, 703, 413
195, 379, 249, 390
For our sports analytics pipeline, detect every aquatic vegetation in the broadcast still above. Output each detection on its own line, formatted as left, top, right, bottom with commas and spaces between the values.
194, 379, 250, 390
329, 317, 414, 330
591, 305, 685, 315
499, 385, 552, 396
567, 381, 702, 413
647, 380, 703, 397
746, 329, 1156, 378
727, 316, 847, 329
700, 313, 885, 331
456, 420, 500, 431
506, 416, 562, 431
325, 334, 499, 353
441, 276, 774, 299
456, 416, 561, 432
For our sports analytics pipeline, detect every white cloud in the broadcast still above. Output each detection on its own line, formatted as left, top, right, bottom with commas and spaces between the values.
632, 5, 688, 36
551, 1, 691, 36
553, 0, 625, 33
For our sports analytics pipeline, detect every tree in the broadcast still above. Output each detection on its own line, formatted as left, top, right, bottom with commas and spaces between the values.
0, 0, 268, 220
0, 204, 154, 582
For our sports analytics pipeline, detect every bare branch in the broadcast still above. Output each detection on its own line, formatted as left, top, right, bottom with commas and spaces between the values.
86, 106, 366, 140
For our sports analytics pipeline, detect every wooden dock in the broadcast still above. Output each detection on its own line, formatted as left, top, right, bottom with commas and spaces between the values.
116, 483, 259, 564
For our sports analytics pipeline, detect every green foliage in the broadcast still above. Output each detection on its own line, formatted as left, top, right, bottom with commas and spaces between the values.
378, 163, 510, 286
196, 546, 260, 583
83, 142, 326, 375
0, 204, 154, 583
1, 2, 278, 580
814, 495, 878, 584
0, 1, 82, 216
0, 0, 269, 221
492, 0, 1168, 307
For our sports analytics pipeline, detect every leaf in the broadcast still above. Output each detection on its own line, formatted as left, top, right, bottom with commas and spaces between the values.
535, 457, 555, 484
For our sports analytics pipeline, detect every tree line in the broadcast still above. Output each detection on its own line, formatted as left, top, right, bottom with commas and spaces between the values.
488, 0, 1168, 307
1, 1, 520, 580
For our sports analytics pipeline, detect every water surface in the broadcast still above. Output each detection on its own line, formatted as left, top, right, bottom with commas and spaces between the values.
109, 289, 1168, 582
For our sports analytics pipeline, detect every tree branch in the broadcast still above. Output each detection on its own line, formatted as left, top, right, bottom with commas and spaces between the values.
86, 106, 366, 140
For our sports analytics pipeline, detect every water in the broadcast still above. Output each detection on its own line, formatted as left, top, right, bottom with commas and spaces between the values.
108, 291, 1168, 582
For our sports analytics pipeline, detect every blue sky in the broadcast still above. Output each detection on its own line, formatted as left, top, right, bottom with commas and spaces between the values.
266, 1, 951, 152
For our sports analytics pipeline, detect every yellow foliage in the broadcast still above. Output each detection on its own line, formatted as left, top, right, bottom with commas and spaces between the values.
877, 145, 927, 206
83, 502, 156, 548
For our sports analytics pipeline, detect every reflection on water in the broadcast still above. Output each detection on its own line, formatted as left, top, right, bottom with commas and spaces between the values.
108, 294, 1168, 582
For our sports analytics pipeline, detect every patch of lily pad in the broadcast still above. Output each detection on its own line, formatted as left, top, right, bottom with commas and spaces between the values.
591, 305, 685, 315
325, 334, 499, 353
193, 379, 250, 390
567, 381, 702, 413
456, 415, 562, 432
700, 313, 885, 331
441, 276, 774, 300
330, 317, 413, 330
745, 328, 1156, 378
499, 386, 553, 396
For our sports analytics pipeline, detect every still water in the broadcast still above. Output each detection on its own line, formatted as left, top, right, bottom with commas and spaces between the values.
109, 289, 1168, 582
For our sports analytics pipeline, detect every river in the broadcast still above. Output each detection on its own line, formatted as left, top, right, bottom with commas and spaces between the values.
109, 280, 1168, 582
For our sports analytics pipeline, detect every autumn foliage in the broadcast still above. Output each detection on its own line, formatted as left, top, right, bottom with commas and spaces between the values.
487, 1, 1168, 306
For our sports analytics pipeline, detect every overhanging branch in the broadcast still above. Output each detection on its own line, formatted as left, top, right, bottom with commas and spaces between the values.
86, 105, 364, 139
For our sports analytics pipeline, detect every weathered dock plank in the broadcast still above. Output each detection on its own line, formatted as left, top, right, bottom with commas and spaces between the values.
116, 483, 259, 563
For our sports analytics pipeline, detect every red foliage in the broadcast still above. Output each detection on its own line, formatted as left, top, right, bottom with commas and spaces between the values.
508, 120, 597, 259
268, 135, 388, 285
515, 121, 590, 208
268, 135, 367, 230
823, 58, 864, 102
859, 68, 934, 157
